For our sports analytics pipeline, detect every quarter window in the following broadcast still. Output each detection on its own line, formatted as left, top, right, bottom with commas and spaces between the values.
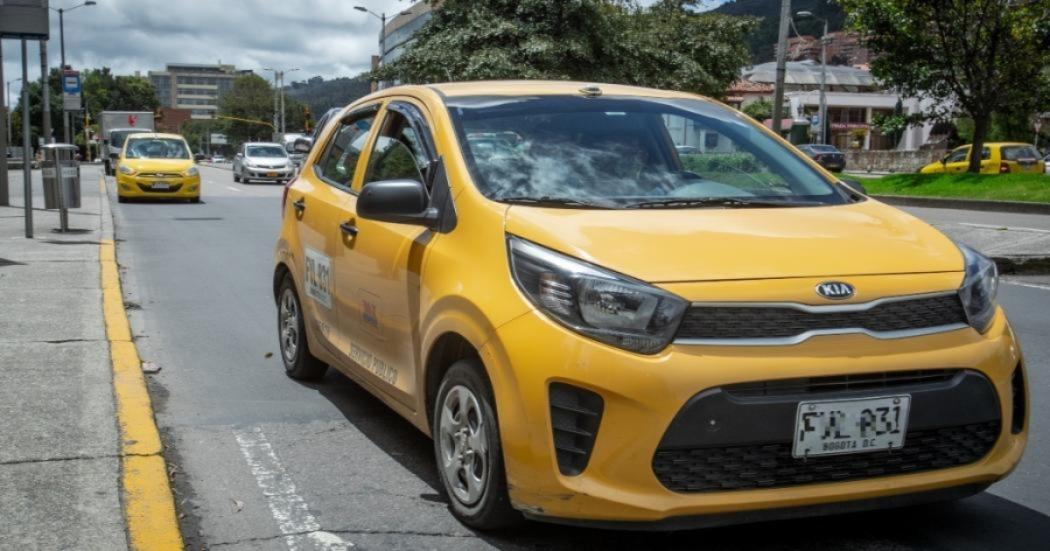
315, 112, 376, 188
364, 109, 431, 186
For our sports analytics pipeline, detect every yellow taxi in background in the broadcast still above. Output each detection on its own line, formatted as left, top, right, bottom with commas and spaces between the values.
273, 81, 1027, 530
920, 142, 1044, 174
115, 132, 201, 203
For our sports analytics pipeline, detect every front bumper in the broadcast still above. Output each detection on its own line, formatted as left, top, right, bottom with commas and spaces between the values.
242, 167, 294, 181
483, 288, 1027, 525
116, 172, 200, 198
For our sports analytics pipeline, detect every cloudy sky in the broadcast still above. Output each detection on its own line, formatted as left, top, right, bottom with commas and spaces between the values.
2, 0, 727, 100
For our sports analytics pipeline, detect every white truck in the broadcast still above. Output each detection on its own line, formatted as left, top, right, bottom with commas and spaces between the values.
100, 111, 154, 175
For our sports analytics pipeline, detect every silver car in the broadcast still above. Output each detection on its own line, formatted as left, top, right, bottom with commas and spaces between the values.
233, 142, 295, 184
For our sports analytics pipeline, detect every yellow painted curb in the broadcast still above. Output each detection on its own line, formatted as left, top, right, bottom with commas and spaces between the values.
100, 174, 184, 550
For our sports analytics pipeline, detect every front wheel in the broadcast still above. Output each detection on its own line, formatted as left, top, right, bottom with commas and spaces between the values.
277, 274, 327, 380
433, 359, 520, 530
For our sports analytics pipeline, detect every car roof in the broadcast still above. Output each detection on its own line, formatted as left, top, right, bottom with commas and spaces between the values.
126, 132, 185, 141
244, 142, 283, 147
367, 80, 711, 102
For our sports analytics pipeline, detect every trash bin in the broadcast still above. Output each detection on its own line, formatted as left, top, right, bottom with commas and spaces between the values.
41, 144, 81, 210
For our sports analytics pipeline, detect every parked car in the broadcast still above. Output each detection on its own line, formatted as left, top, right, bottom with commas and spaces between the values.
211, 154, 226, 163
273, 81, 1026, 531
920, 142, 1043, 174
233, 142, 294, 184
194, 153, 206, 162
797, 144, 846, 172
115, 133, 200, 203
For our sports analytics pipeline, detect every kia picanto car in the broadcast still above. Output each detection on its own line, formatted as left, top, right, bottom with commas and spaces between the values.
273, 81, 1028, 530
115, 133, 201, 203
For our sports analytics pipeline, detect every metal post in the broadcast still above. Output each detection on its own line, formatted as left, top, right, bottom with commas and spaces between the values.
819, 19, 827, 145
84, 112, 90, 162
380, 12, 386, 67
21, 39, 33, 238
272, 71, 279, 141
40, 41, 51, 145
279, 72, 285, 134
0, 38, 9, 206
60, 8, 71, 144
772, 0, 791, 135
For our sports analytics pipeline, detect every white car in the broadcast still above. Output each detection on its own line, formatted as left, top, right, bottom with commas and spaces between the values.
212, 154, 226, 163
232, 142, 294, 184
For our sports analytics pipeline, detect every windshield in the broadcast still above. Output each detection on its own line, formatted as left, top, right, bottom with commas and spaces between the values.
808, 145, 840, 153
111, 130, 149, 149
246, 145, 287, 158
447, 96, 848, 208
125, 138, 191, 160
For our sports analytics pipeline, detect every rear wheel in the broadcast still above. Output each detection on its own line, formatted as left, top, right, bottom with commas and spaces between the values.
433, 359, 520, 530
277, 274, 327, 380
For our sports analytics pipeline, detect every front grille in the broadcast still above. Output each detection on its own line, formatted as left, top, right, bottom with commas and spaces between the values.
725, 369, 959, 398
141, 172, 181, 178
549, 383, 604, 476
137, 183, 183, 193
676, 294, 967, 342
653, 420, 1000, 493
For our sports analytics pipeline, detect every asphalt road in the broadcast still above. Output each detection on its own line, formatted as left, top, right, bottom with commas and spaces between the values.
109, 164, 1050, 550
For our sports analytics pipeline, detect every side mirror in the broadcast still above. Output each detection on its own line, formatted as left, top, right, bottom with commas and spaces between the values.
293, 136, 313, 154
357, 179, 439, 227
840, 178, 867, 196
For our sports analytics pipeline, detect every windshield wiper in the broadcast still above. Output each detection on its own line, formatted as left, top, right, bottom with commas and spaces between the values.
498, 196, 615, 209
624, 197, 821, 209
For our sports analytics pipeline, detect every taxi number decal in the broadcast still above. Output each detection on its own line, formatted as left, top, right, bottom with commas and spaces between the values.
304, 247, 332, 309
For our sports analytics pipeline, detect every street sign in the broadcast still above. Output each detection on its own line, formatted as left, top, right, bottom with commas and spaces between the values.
0, 0, 50, 40
62, 69, 81, 112
210, 133, 228, 145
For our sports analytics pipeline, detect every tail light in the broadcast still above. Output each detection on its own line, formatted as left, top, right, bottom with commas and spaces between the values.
999, 162, 1010, 174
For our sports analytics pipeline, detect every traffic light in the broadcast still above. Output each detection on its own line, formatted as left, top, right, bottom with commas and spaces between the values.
303, 106, 313, 133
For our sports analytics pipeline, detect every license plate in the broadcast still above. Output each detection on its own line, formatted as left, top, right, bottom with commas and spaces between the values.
152, 182, 171, 190
793, 395, 910, 458
267, 172, 277, 177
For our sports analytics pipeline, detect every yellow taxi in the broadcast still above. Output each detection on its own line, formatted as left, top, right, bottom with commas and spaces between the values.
273, 81, 1027, 530
115, 132, 201, 203
920, 142, 1044, 174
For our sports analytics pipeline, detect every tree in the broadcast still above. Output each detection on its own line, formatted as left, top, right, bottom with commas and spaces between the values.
372, 0, 754, 98
742, 98, 773, 121
841, 0, 1050, 172
218, 74, 276, 146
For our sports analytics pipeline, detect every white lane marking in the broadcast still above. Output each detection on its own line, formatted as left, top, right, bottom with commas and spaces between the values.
226, 186, 243, 192
1003, 280, 1050, 291
959, 222, 1050, 234
233, 427, 354, 550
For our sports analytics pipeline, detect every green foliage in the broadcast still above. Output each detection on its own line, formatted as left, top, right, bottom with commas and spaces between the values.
372, 0, 755, 97
681, 152, 761, 173
742, 98, 773, 121
218, 74, 277, 146
863, 173, 1050, 204
841, 0, 1050, 172
712, 0, 847, 63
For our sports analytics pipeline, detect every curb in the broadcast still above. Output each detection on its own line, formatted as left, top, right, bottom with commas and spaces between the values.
874, 195, 1050, 215
993, 255, 1050, 276
98, 175, 184, 550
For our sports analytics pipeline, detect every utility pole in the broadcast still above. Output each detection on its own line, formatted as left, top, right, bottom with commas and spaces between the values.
40, 41, 51, 145
21, 39, 33, 238
279, 71, 285, 134
819, 18, 828, 145
771, 0, 791, 136
59, 7, 68, 143
0, 38, 8, 206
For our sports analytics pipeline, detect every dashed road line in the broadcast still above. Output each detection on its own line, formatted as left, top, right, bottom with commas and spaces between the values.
233, 426, 354, 550
227, 186, 243, 192
959, 222, 1050, 234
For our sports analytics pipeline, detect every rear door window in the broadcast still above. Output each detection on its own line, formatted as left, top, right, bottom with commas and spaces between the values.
363, 106, 433, 188
315, 111, 376, 189
1002, 146, 1039, 161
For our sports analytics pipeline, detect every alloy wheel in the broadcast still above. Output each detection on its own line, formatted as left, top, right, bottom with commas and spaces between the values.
438, 384, 489, 506
279, 288, 300, 364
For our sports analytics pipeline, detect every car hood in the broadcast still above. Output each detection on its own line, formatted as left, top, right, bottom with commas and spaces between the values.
504, 200, 963, 283
123, 158, 194, 173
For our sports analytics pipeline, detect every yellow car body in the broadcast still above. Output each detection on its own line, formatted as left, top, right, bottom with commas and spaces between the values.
115, 132, 201, 201
919, 142, 1044, 174
273, 81, 1027, 529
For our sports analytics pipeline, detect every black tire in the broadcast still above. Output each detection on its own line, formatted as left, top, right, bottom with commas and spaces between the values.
433, 359, 521, 530
276, 274, 327, 380
117, 195, 128, 203
189, 196, 201, 204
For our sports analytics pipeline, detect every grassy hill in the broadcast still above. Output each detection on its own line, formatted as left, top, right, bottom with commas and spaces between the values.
713, 0, 846, 63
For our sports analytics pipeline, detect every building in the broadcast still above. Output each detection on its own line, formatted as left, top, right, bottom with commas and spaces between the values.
737, 61, 936, 151
155, 107, 193, 134
148, 63, 253, 119
379, 1, 435, 67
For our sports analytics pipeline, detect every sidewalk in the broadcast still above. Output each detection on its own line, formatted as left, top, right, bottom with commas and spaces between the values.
0, 169, 128, 549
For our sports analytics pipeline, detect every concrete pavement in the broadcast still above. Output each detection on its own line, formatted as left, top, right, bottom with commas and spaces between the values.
0, 168, 128, 550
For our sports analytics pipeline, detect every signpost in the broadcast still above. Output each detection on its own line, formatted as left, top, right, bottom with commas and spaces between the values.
1, 0, 50, 237
62, 68, 81, 111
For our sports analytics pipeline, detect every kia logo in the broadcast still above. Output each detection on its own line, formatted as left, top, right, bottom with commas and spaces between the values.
816, 281, 855, 300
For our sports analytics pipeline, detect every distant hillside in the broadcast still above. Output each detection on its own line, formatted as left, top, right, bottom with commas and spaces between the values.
713, 0, 846, 63
285, 75, 372, 116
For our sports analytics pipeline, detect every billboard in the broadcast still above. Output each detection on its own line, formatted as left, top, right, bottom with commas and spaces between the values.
0, 0, 50, 40
210, 133, 228, 145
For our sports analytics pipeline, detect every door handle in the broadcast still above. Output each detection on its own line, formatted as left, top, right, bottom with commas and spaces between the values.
340, 221, 359, 237
292, 198, 306, 213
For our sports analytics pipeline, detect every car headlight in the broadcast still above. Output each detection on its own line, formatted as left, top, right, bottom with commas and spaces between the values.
957, 242, 999, 333
118, 164, 136, 176
185, 166, 199, 176
508, 236, 687, 354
